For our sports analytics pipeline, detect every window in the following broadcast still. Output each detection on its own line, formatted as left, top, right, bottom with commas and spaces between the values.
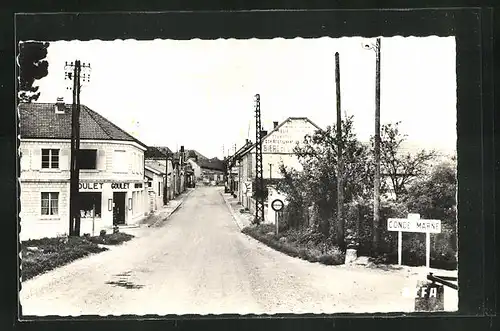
79, 149, 97, 169
78, 192, 102, 218
41, 149, 59, 169
41, 192, 59, 216
158, 182, 161, 196
113, 150, 128, 173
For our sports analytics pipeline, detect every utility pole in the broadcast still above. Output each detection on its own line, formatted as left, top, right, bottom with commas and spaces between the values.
68, 61, 79, 237
362, 37, 382, 253
374, 38, 381, 253
254, 94, 264, 225
335, 52, 345, 249
65, 60, 91, 237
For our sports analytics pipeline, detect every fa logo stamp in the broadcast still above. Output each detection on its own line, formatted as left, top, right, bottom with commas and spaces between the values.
403, 281, 445, 311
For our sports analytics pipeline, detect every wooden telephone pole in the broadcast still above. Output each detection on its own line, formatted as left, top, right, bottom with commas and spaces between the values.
65, 60, 91, 237
335, 52, 345, 248
373, 38, 382, 252
67, 61, 81, 237
362, 37, 382, 253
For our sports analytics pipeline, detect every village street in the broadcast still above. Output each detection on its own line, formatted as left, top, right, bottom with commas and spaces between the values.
21, 186, 433, 316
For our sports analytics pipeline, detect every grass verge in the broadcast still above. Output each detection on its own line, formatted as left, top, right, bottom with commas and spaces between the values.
21, 233, 135, 281
242, 224, 345, 266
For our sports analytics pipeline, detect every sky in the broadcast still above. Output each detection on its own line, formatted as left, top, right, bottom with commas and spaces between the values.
31, 37, 457, 159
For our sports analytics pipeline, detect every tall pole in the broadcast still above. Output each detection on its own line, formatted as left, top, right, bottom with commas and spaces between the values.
373, 38, 381, 253
254, 94, 264, 225
68, 61, 82, 236
68, 62, 78, 236
74, 61, 82, 236
335, 52, 344, 249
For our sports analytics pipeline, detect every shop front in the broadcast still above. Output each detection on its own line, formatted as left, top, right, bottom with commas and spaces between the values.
78, 180, 146, 233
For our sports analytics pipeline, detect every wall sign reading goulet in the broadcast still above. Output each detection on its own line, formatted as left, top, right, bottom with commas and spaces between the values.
111, 183, 130, 190
271, 199, 284, 212
79, 182, 103, 190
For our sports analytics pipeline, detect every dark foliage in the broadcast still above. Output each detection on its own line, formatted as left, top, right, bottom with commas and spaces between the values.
17, 41, 50, 103
21, 233, 135, 280
242, 225, 345, 266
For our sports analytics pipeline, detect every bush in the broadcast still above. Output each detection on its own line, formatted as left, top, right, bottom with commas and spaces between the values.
86, 232, 135, 245
242, 225, 344, 266
21, 236, 108, 280
344, 198, 408, 256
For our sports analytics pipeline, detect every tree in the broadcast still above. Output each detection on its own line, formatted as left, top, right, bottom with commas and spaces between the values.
277, 115, 372, 247
404, 161, 457, 226
375, 122, 437, 201
17, 41, 50, 103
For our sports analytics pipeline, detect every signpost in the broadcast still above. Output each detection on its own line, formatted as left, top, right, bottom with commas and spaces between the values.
387, 213, 441, 268
271, 198, 284, 235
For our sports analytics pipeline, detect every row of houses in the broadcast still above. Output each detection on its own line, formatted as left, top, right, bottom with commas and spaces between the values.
224, 117, 322, 222
224, 117, 455, 224
18, 100, 200, 240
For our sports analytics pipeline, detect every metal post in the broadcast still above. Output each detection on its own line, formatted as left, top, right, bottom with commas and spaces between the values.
92, 204, 95, 237
275, 211, 279, 236
335, 52, 344, 249
398, 231, 402, 265
426, 233, 431, 268
254, 94, 264, 224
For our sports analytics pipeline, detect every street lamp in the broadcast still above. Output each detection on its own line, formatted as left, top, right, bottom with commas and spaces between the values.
362, 38, 381, 253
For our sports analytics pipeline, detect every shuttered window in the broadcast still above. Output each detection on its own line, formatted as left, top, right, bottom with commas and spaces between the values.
113, 150, 128, 173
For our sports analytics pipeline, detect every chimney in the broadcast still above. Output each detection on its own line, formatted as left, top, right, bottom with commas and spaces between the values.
54, 97, 66, 114
261, 130, 268, 136
273, 121, 279, 129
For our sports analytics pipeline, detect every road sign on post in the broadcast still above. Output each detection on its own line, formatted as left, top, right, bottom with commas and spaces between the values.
271, 198, 284, 236
388, 213, 441, 268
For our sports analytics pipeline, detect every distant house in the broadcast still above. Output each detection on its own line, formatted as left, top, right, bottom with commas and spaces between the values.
144, 146, 175, 201
18, 100, 149, 240
199, 158, 225, 185
144, 159, 166, 212
230, 117, 322, 211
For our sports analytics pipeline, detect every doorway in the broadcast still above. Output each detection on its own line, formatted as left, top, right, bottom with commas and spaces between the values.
113, 192, 126, 225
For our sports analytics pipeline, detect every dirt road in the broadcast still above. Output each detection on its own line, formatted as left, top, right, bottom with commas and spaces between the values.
21, 186, 453, 316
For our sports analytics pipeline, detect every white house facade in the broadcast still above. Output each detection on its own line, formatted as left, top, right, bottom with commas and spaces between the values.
19, 101, 149, 240
232, 117, 321, 212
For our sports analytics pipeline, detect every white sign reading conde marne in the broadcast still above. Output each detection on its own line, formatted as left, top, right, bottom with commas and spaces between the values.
387, 218, 442, 233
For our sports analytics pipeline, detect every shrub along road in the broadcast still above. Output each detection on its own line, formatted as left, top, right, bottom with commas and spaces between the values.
21, 186, 450, 316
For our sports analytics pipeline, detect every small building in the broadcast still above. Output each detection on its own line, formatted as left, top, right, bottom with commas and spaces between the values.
19, 100, 149, 240
145, 146, 175, 201
198, 158, 225, 186
144, 159, 166, 212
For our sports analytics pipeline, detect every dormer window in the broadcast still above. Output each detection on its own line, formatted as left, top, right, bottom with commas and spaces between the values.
54, 97, 66, 114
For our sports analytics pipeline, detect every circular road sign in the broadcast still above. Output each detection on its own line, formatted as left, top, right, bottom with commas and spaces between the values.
271, 199, 284, 212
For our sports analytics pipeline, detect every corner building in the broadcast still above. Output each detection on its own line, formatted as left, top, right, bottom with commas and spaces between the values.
19, 101, 149, 240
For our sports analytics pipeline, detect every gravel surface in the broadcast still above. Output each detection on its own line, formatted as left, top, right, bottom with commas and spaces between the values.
20, 186, 457, 317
